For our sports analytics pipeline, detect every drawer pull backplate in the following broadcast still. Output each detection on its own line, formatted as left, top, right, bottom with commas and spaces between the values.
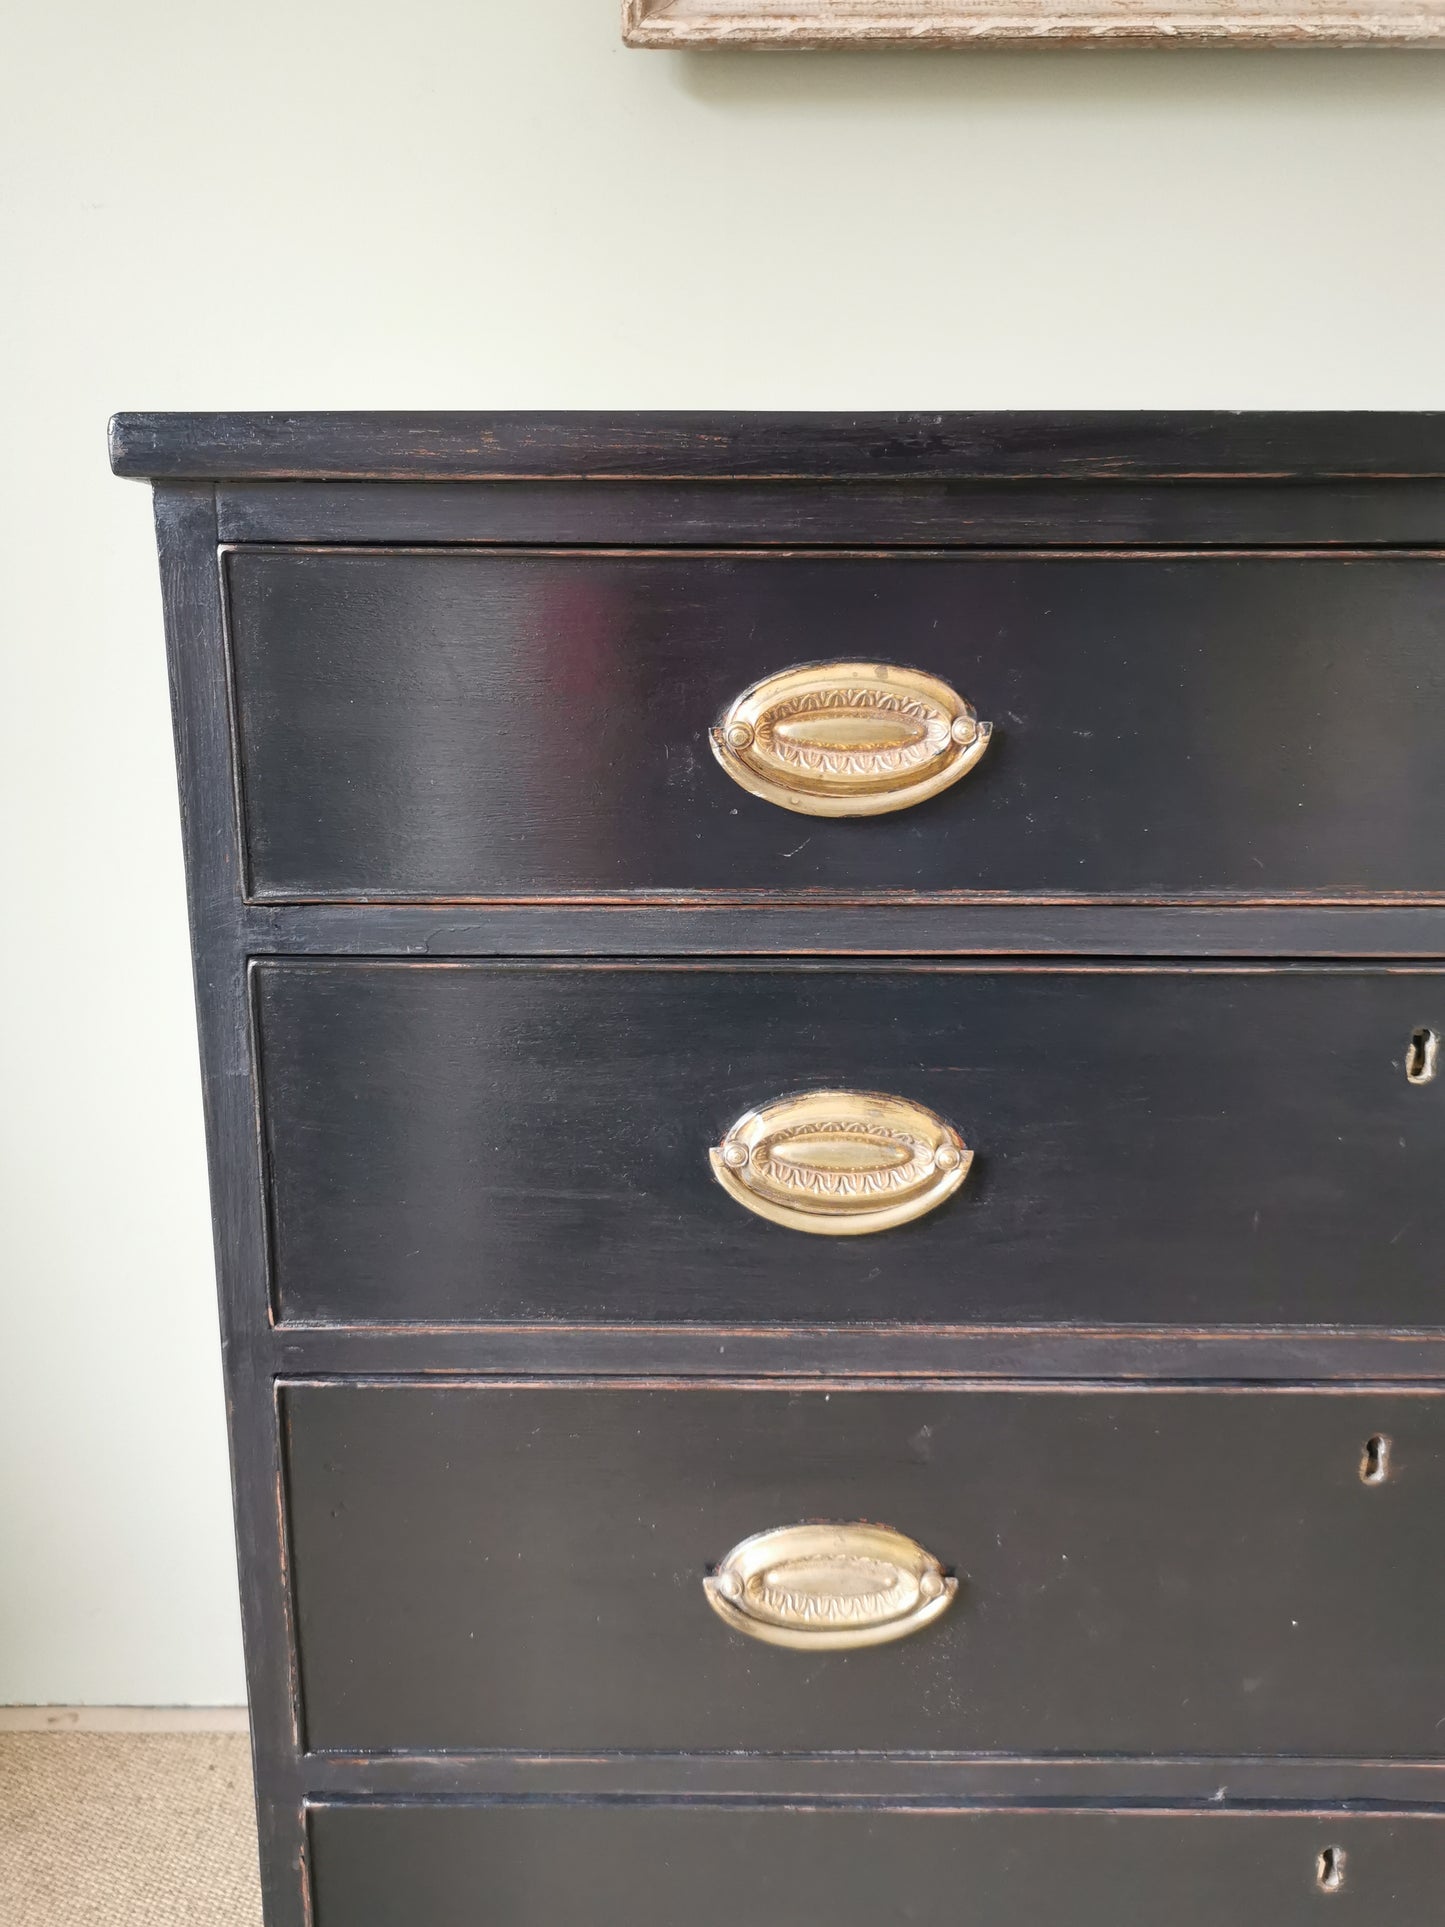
711, 1088, 972, 1235
705, 1521, 957, 1650
710, 661, 992, 816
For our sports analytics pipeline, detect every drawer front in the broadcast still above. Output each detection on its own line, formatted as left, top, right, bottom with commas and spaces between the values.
256, 962, 1445, 1328
309, 1805, 1445, 1927
283, 1383, 1445, 1755
227, 549, 1445, 903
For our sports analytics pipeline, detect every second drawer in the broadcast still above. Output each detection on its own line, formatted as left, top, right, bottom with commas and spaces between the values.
256, 961, 1445, 1327
284, 1380, 1445, 1756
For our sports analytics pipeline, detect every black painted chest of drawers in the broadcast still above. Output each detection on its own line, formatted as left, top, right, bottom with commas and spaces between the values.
112, 412, 1445, 1927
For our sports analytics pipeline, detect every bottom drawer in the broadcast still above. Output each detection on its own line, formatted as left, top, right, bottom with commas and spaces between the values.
308, 1805, 1445, 1926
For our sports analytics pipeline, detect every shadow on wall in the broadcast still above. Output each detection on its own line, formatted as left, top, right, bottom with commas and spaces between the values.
669, 44, 1445, 110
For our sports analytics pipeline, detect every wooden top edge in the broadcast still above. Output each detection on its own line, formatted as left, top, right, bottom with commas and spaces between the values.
108, 411, 1445, 483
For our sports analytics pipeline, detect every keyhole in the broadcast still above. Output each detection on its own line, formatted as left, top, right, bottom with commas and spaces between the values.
1360, 1435, 1390, 1485
1406, 1028, 1439, 1085
1316, 1847, 1346, 1893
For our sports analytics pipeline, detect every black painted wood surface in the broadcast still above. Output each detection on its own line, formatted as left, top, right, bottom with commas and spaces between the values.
226, 548, 1445, 903
215, 477, 1445, 549
284, 1381, 1445, 1758
116, 417, 1445, 1927
273, 1325, 1445, 1382
150, 487, 309, 1927
234, 898, 1445, 958
308, 1806, 1445, 1927
302, 1749, 1445, 1805
256, 962, 1445, 1329
109, 409, 1445, 480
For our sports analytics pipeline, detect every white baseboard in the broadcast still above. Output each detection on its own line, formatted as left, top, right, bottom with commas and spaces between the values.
0, 1705, 250, 1734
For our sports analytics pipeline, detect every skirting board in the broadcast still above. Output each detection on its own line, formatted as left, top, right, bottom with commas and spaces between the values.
621, 0, 1445, 45
0, 1706, 250, 1734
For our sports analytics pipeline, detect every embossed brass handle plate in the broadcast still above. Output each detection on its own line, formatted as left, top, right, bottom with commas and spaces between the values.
705, 1522, 957, 1651
711, 1089, 971, 1235
710, 661, 992, 817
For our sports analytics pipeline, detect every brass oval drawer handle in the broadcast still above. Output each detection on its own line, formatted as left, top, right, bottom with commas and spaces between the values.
705, 1522, 957, 1651
710, 1088, 971, 1236
710, 660, 992, 817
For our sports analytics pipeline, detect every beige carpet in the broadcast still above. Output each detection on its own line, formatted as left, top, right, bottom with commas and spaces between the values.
1, 1734, 262, 1926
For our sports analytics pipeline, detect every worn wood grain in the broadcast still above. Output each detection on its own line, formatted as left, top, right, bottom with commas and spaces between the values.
302, 1748, 1445, 1802
110, 412, 1445, 482
623, 0, 1445, 43
215, 478, 1445, 548
151, 486, 308, 1927
242, 899, 1445, 958
267, 1323, 1445, 1381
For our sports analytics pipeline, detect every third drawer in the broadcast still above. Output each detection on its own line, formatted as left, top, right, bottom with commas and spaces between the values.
284, 1379, 1445, 1756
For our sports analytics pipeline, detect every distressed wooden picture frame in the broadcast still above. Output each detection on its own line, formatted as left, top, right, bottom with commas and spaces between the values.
623, 0, 1445, 44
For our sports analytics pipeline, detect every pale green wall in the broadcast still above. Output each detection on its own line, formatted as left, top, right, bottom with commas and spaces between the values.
2, 0, 1443, 1704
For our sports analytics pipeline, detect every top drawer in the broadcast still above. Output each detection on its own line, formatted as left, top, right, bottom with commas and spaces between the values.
225, 547, 1445, 904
